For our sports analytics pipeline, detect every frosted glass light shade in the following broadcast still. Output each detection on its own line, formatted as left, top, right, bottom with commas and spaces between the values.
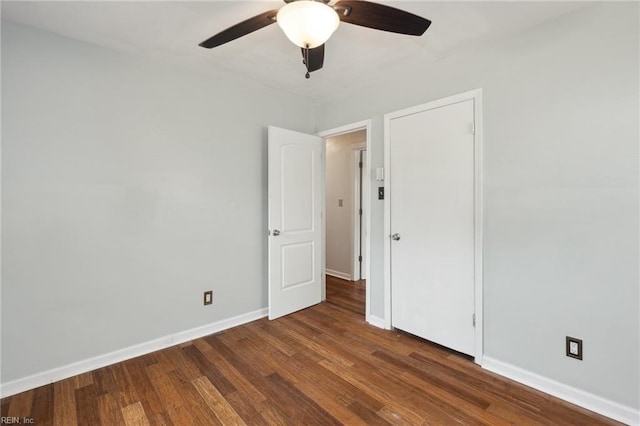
277, 1, 340, 49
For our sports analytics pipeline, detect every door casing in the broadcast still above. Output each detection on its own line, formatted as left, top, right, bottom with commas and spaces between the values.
352, 148, 367, 281
383, 89, 484, 364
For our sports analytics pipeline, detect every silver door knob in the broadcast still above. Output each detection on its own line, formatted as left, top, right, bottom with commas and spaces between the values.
391, 233, 401, 241
272, 229, 281, 236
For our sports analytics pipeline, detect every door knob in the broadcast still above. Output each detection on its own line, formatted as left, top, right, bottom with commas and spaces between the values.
391, 233, 401, 241
272, 229, 281, 236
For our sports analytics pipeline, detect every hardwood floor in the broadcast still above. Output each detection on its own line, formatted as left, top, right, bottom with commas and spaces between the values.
326, 275, 365, 316
1, 279, 621, 425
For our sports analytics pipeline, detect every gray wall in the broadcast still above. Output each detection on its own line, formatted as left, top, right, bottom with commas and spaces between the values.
1, 22, 315, 383
316, 2, 639, 411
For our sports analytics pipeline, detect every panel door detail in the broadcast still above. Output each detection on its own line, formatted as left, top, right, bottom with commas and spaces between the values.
268, 126, 323, 320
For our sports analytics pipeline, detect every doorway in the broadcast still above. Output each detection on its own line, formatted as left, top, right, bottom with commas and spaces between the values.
318, 121, 371, 320
324, 130, 366, 281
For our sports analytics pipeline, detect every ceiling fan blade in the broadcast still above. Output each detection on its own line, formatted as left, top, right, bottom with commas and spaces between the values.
199, 10, 278, 49
334, 1, 431, 36
302, 44, 325, 73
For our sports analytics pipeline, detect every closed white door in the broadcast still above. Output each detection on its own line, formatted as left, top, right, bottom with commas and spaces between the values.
268, 126, 323, 320
390, 99, 476, 356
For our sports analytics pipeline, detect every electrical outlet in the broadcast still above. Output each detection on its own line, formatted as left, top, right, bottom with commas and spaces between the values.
204, 291, 213, 306
566, 336, 583, 360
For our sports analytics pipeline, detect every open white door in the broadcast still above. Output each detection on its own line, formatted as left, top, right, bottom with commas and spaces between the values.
268, 126, 323, 320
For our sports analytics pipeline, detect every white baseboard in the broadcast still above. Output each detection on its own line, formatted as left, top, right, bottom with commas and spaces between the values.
483, 357, 639, 426
367, 314, 388, 330
326, 269, 352, 281
0, 308, 268, 398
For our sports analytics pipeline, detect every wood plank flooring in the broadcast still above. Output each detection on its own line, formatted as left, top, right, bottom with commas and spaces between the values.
326, 275, 365, 316
1, 277, 621, 425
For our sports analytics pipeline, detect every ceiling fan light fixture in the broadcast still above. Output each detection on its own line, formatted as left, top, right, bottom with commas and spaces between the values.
277, 1, 340, 49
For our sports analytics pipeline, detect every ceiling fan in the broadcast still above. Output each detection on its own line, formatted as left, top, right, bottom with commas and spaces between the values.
199, 0, 431, 78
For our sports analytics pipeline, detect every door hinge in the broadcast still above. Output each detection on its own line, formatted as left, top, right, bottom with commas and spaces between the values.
470, 121, 476, 135
472, 313, 476, 327
359, 208, 363, 215
359, 161, 363, 169
358, 255, 362, 262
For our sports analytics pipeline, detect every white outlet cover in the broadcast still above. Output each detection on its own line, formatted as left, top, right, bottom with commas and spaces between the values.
569, 341, 579, 355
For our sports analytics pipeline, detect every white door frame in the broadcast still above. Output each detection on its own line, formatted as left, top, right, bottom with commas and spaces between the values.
352, 148, 367, 281
383, 89, 484, 364
318, 120, 372, 322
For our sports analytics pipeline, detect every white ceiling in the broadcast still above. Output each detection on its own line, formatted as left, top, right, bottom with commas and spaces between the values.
2, 1, 588, 104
